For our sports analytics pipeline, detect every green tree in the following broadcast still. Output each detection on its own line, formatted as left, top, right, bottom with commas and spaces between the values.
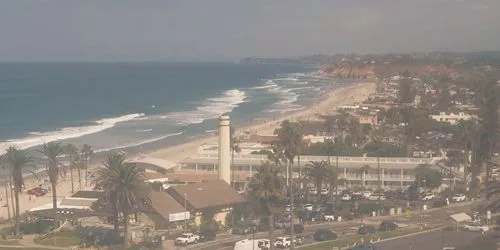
304, 161, 329, 194
63, 144, 79, 192
230, 127, 241, 188
248, 162, 283, 250
5, 147, 32, 236
93, 152, 151, 247
273, 120, 302, 249
38, 142, 64, 216
414, 164, 443, 189
81, 144, 94, 187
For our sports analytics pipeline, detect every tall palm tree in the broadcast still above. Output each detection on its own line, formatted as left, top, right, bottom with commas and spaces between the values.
230, 127, 241, 189
0, 154, 11, 221
38, 142, 64, 216
359, 165, 371, 189
81, 144, 94, 187
5, 147, 32, 236
93, 152, 151, 247
248, 162, 283, 250
304, 161, 329, 195
274, 120, 302, 250
63, 144, 79, 193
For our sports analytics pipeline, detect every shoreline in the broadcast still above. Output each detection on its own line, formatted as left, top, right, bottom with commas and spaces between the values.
147, 81, 377, 163
0, 81, 377, 220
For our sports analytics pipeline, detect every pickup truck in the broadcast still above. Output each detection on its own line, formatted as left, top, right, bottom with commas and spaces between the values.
463, 223, 489, 232
324, 214, 335, 222
175, 233, 200, 245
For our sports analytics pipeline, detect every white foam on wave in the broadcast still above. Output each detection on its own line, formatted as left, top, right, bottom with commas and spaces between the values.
159, 89, 247, 126
0, 113, 145, 152
250, 80, 278, 90
274, 77, 299, 81
95, 131, 183, 153
136, 128, 153, 132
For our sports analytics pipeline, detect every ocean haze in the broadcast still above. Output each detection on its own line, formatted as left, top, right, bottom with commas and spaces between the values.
0, 0, 499, 61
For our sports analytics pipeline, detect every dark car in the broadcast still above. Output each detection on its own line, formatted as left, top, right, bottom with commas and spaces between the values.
349, 243, 376, 250
379, 221, 398, 231
232, 225, 256, 235
313, 229, 337, 241
285, 224, 304, 235
198, 230, 216, 242
357, 225, 377, 235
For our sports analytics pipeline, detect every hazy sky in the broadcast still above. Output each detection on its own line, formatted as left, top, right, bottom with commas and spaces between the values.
1, 0, 499, 61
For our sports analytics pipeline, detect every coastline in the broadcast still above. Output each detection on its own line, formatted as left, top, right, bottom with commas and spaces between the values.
148, 81, 377, 163
0, 81, 376, 220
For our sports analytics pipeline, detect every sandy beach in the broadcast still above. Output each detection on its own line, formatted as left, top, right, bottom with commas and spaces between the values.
149, 81, 377, 163
0, 81, 376, 221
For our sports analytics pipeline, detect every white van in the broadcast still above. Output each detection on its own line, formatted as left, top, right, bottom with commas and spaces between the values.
234, 239, 270, 250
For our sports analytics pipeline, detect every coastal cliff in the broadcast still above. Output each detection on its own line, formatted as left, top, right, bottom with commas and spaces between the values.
320, 64, 377, 79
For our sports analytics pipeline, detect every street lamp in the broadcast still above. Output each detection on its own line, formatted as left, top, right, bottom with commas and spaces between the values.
184, 193, 188, 233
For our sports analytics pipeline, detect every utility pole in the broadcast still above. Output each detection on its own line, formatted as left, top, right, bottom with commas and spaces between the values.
377, 155, 381, 216
335, 154, 339, 209
4, 178, 10, 221
289, 160, 295, 250
184, 193, 188, 233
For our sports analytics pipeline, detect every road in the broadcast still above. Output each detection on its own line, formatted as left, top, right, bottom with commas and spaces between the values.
375, 228, 484, 250
181, 202, 474, 250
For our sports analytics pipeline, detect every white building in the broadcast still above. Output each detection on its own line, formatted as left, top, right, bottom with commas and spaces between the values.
429, 112, 476, 125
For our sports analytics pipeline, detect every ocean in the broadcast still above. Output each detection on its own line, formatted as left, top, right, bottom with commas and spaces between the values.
0, 62, 334, 155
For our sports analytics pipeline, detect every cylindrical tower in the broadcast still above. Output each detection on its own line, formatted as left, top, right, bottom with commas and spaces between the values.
218, 115, 231, 184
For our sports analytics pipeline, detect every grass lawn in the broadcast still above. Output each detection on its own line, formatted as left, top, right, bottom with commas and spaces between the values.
34, 231, 81, 247
298, 227, 434, 250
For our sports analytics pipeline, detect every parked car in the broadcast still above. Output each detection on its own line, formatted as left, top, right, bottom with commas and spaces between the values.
320, 188, 329, 195
274, 219, 289, 229
285, 224, 304, 234
368, 193, 386, 201
303, 204, 313, 211
452, 193, 467, 202
349, 243, 377, 250
27, 187, 48, 196
341, 194, 352, 201
198, 230, 216, 242
379, 221, 398, 231
463, 223, 489, 232
357, 225, 377, 235
421, 193, 435, 201
362, 191, 372, 199
175, 233, 199, 245
324, 214, 335, 222
274, 236, 303, 248
232, 225, 256, 235
313, 229, 337, 241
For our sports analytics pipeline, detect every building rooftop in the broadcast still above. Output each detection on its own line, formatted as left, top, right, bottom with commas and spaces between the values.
148, 189, 186, 221
168, 180, 246, 211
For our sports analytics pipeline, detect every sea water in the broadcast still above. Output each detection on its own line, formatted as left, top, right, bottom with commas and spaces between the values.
0, 62, 334, 155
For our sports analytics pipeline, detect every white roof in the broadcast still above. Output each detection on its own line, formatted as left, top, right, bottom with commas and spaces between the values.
449, 213, 471, 222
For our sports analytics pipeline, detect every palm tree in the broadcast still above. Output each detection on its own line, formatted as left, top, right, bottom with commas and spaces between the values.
63, 144, 79, 193
359, 165, 371, 189
248, 162, 283, 250
304, 161, 329, 195
338, 178, 349, 189
326, 167, 339, 203
5, 147, 32, 236
230, 127, 241, 189
274, 120, 302, 249
93, 152, 151, 247
81, 144, 94, 187
38, 142, 64, 216
0, 154, 11, 221
274, 120, 302, 186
